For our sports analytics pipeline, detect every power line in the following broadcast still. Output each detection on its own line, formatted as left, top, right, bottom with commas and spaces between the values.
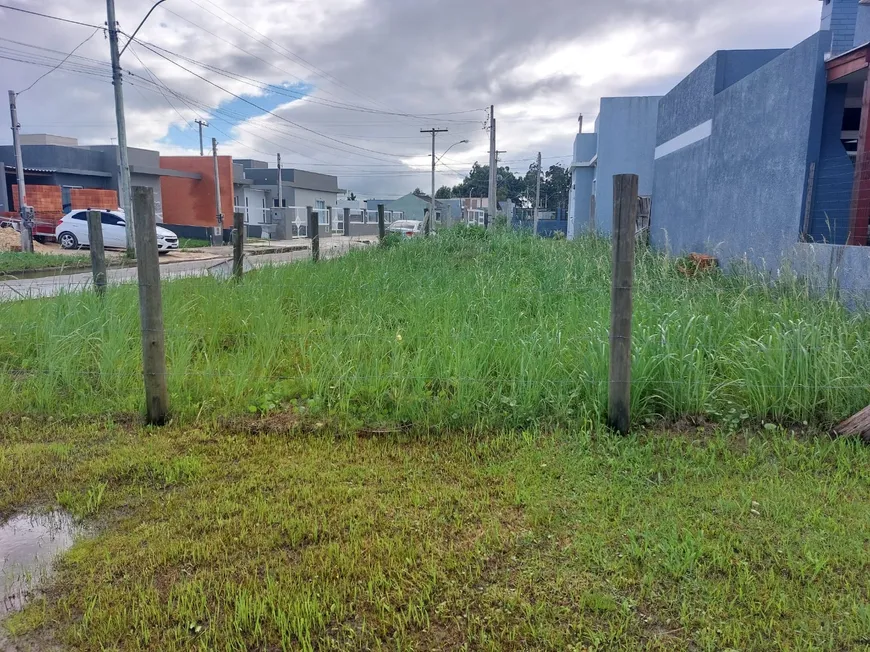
125, 35, 423, 162
16, 27, 102, 95
0, 3, 103, 29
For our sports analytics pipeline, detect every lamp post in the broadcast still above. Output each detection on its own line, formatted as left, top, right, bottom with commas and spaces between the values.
433, 139, 468, 230
107, 0, 169, 257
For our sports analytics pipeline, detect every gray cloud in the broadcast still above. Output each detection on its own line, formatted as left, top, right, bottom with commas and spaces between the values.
0, 0, 820, 198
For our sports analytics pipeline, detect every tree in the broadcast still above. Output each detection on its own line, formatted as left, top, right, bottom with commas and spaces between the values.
348, 192, 357, 201
435, 186, 453, 199
542, 164, 570, 213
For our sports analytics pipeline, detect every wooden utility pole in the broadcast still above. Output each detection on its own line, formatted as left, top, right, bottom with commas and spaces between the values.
308, 206, 319, 262
608, 174, 639, 435
232, 210, 244, 280
343, 207, 352, 238
533, 151, 542, 236
132, 186, 169, 425
487, 105, 495, 228
276, 152, 283, 210
195, 119, 208, 156
86, 210, 107, 295
421, 127, 448, 236
378, 204, 386, 242
8, 91, 33, 253
211, 137, 223, 246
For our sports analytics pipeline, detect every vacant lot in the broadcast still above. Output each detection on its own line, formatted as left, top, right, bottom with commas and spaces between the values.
1, 229, 869, 650
0, 229, 868, 428
2, 418, 869, 651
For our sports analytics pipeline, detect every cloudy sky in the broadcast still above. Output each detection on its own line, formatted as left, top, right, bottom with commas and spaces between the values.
1, 0, 820, 199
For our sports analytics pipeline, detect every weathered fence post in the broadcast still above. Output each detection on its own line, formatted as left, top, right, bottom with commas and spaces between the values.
232, 210, 244, 280
378, 204, 386, 242
86, 210, 107, 296
608, 174, 638, 435
308, 206, 319, 263
344, 207, 352, 238
132, 186, 169, 425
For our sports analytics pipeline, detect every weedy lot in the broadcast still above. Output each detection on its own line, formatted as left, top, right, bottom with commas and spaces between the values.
1, 230, 870, 650
1, 229, 869, 427
2, 419, 869, 651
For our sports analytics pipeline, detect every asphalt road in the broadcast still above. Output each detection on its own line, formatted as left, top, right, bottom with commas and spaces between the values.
0, 238, 370, 302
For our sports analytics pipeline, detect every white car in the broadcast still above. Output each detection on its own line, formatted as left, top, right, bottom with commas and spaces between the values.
387, 220, 424, 237
55, 210, 179, 253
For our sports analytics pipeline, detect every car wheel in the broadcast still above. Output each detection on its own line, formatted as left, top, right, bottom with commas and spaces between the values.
58, 232, 79, 249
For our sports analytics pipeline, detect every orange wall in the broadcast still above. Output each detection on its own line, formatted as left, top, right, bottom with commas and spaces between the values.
12, 184, 62, 213
159, 156, 235, 227
70, 188, 118, 210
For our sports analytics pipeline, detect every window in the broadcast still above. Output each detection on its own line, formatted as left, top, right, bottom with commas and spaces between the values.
274, 199, 279, 208
101, 212, 122, 226
315, 200, 325, 209
435, 210, 442, 222
70, 211, 87, 221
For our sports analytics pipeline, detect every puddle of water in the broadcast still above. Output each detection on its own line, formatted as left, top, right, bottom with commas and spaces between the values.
1, 512, 78, 616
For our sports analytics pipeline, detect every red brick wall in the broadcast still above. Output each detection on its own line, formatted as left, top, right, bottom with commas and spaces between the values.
12, 184, 62, 213
70, 188, 119, 211
159, 156, 235, 227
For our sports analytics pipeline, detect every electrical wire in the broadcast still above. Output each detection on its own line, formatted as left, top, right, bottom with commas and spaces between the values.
16, 27, 102, 95
0, 3, 103, 29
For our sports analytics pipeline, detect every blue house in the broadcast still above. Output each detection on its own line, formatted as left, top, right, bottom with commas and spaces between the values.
568, 96, 661, 238
642, 0, 870, 296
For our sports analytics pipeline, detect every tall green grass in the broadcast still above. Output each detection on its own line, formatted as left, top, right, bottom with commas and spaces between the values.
1, 228, 868, 428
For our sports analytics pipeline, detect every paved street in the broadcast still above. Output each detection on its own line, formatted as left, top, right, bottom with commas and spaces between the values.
0, 237, 373, 301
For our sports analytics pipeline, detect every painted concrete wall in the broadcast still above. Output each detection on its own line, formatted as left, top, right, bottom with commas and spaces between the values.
567, 132, 597, 239
652, 32, 829, 268
855, 2, 870, 45
159, 156, 234, 227
826, 0, 858, 54
807, 83, 854, 243
593, 96, 660, 235
384, 193, 445, 222
291, 187, 341, 211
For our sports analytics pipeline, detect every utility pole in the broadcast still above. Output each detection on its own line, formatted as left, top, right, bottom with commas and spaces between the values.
488, 106, 496, 227
277, 152, 283, 209
8, 91, 33, 253
106, 0, 136, 257
608, 174, 639, 435
195, 119, 208, 156
212, 138, 223, 246
533, 151, 542, 236
132, 186, 169, 425
421, 127, 448, 236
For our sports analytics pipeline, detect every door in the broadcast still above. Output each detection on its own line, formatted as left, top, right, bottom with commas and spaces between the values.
101, 212, 126, 248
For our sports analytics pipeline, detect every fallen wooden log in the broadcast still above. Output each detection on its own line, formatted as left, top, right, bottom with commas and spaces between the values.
833, 405, 870, 443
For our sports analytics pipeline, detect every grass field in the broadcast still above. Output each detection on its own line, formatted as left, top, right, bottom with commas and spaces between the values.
2, 419, 869, 650
2, 229, 870, 650
177, 237, 211, 249
0, 252, 90, 275
0, 228, 868, 428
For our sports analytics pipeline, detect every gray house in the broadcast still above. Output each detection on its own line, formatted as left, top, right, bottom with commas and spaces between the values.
383, 192, 448, 225
567, 96, 661, 238
0, 135, 199, 221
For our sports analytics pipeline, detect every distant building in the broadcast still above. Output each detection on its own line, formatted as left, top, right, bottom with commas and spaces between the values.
0, 135, 199, 226
567, 97, 661, 238
571, 0, 870, 297
383, 192, 449, 224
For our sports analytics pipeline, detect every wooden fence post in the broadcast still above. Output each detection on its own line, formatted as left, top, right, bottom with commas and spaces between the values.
232, 210, 244, 280
86, 210, 107, 296
308, 206, 319, 263
608, 174, 638, 435
132, 186, 170, 425
344, 207, 351, 238
378, 204, 386, 242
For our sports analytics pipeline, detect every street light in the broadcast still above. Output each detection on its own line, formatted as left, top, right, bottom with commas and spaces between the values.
107, 0, 169, 257
429, 139, 469, 231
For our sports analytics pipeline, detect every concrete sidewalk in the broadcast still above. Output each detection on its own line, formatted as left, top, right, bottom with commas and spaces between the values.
0, 236, 374, 302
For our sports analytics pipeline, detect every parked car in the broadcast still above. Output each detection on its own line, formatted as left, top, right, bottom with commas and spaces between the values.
55, 210, 179, 253
387, 220, 424, 237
